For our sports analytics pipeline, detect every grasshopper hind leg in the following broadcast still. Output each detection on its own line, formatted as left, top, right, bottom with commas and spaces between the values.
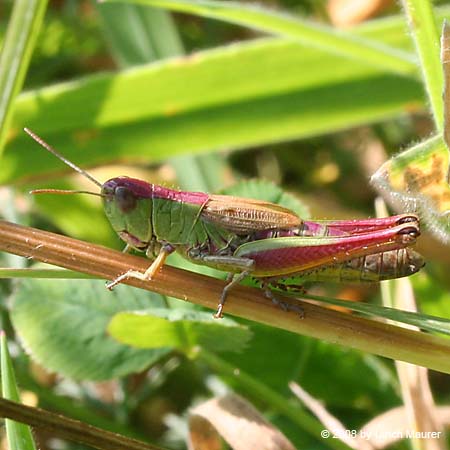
266, 280, 307, 296
260, 281, 305, 318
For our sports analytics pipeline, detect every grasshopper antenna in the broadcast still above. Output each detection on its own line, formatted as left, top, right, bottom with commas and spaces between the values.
24, 128, 103, 189
30, 188, 103, 197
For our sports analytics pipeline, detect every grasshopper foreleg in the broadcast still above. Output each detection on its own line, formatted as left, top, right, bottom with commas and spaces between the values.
106, 244, 174, 290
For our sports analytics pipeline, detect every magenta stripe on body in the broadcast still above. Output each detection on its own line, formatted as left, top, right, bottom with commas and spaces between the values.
105, 177, 209, 204
105, 177, 153, 197
152, 184, 209, 205
313, 215, 417, 234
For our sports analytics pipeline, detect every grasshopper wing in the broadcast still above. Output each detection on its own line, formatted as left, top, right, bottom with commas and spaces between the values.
202, 194, 302, 234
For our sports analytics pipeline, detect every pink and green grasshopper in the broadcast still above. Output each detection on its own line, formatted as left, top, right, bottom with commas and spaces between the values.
25, 129, 424, 318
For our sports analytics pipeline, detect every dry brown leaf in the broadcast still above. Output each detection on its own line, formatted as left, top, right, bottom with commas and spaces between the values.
393, 278, 447, 450
188, 393, 296, 450
289, 382, 373, 450
361, 406, 450, 449
290, 378, 450, 450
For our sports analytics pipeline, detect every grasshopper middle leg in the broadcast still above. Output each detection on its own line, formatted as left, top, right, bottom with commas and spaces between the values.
193, 254, 255, 318
214, 270, 251, 318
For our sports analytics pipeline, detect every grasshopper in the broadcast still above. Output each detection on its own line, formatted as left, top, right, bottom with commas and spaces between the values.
25, 129, 424, 318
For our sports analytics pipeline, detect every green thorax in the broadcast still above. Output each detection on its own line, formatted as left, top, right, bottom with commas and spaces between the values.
152, 197, 237, 252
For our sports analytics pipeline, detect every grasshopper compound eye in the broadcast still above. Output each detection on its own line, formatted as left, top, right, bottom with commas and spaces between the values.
115, 186, 137, 213
102, 177, 153, 213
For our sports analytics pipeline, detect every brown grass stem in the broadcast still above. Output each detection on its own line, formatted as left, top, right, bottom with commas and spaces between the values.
0, 220, 450, 373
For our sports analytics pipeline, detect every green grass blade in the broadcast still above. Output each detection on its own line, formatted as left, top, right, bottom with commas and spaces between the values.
300, 294, 450, 336
0, 268, 94, 279
401, 0, 444, 130
5, 10, 444, 185
97, 2, 183, 66
172, 153, 233, 192
3, 69, 423, 185
0, 0, 48, 155
98, 1, 228, 192
101, 0, 417, 76
3, 35, 424, 185
0, 332, 37, 450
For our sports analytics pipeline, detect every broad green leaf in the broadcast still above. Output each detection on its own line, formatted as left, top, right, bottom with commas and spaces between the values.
1, 333, 37, 450
108, 308, 252, 352
371, 134, 450, 242
11, 278, 171, 380
221, 179, 310, 219
102, 0, 416, 76
0, 0, 48, 154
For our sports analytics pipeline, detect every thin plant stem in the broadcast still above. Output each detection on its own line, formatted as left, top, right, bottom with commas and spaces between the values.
0, 397, 164, 450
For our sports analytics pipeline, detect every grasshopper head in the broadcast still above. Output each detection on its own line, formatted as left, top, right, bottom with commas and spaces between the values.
24, 128, 155, 253
102, 177, 154, 251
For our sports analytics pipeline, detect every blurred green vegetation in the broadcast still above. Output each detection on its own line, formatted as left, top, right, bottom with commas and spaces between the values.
1, 0, 450, 449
